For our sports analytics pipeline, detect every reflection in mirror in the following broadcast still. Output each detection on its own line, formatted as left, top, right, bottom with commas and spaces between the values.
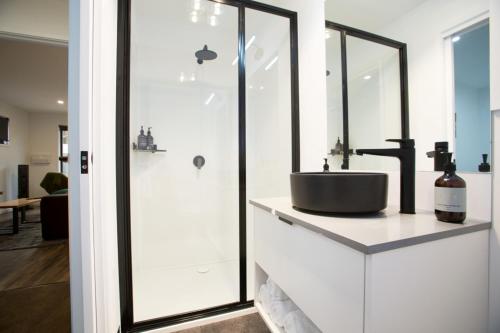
346, 36, 401, 171
325, 29, 344, 169
325, 23, 407, 171
325, 0, 492, 174
451, 22, 490, 172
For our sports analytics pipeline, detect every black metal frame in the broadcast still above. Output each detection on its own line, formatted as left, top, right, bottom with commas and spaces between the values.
116, 1, 300, 332
58, 125, 68, 171
326, 21, 410, 169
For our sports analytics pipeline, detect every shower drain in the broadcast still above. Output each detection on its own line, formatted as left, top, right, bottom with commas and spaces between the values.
197, 267, 210, 274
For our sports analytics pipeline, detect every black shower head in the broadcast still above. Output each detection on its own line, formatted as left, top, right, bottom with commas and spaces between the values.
195, 45, 217, 64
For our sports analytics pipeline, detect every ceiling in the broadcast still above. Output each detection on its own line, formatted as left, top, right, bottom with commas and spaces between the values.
325, 0, 428, 31
0, 37, 67, 113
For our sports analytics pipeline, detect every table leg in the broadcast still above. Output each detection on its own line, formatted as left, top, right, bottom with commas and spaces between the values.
21, 207, 26, 223
13, 208, 19, 234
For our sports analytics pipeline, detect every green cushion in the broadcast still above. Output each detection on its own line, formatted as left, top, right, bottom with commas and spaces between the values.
40, 172, 69, 194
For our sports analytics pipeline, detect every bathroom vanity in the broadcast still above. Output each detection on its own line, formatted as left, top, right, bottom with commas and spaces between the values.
251, 197, 491, 333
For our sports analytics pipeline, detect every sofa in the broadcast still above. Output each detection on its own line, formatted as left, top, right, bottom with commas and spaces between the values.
41, 193, 68, 240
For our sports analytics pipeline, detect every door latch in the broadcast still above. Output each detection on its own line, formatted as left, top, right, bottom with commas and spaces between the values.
81, 151, 89, 174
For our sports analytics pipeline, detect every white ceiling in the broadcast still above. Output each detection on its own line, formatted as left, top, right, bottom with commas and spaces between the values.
0, 37, 67, 113
325, 0, 428, 31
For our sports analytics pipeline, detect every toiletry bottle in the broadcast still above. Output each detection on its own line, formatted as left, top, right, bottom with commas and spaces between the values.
146, 127, 154, 150
138, 126, 147, 150
478, 154, 491, 172
435, 153, 466, 223
323, 158, 330, 172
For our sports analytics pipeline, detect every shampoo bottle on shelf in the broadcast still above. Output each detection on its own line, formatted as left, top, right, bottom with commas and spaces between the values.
434, 152, 466, 223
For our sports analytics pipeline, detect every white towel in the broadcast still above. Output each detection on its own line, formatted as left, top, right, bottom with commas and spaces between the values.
266, 278, 289, 301
269, 299, 298, 327
283, 310, 322, 333
259, 284, 272, 312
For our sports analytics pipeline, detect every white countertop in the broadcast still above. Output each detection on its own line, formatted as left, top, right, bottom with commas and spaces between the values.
249, 197, 491, 254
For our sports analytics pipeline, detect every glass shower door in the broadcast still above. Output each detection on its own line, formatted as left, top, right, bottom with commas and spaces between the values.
129, 0, 240, 322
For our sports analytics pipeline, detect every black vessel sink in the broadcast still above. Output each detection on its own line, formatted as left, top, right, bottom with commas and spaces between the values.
290, 172, 388, 214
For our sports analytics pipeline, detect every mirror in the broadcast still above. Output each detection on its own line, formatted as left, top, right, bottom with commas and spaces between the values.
325, 1, 491, 173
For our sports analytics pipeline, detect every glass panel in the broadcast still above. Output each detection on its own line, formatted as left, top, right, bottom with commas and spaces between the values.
453, 23, 490, 172
346, 36, 401, 171
129, 0, 239, 321
325, 28, 344, 168
245, 9, 292, 298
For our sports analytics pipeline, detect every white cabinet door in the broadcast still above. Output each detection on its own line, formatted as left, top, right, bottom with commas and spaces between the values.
364, 230, 489, 333
254, 208, 365, 333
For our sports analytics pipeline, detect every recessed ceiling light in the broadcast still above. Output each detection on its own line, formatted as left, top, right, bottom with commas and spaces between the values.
57, 100, 64, 105
259, 86, 264, 90
265, 56, 279, 71
179, 72, 185, 82
452, 36, 461, 43
214, 3, 221, 15
190, 73, 196, 81
209, 15, 218, 26
191, 11, 198, 23
193, 0, 201, 10
363, 75, 371, 80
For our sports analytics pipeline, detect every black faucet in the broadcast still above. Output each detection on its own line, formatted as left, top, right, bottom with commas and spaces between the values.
356, 139, 415, 214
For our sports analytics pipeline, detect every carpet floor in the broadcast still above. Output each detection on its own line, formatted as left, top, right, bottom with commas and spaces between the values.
0, 208, 66, 251
174, 313, 270, 333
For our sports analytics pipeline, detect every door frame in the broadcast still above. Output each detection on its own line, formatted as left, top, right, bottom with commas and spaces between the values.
115, 0, 300, 332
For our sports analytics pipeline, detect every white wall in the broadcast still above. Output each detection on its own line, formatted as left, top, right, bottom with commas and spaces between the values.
0, 0, 68, 41
0, 101, 29, 201
374, 0, 489, 171
28, 111, 67, 197
489, 1, 500, 332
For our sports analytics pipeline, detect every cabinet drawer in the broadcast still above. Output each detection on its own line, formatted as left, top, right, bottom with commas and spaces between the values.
254, 207, 365, 333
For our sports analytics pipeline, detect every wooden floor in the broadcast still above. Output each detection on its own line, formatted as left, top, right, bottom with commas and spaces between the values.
0, 219, 70, 332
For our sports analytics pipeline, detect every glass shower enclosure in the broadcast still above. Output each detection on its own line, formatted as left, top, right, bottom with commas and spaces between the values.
116, 0, 299, 331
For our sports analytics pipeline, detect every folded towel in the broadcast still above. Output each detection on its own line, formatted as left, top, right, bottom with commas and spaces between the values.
266, 278, 289, 301
283, 310, 322, 333
259, 284, 272, 312
269, 299, 297, 327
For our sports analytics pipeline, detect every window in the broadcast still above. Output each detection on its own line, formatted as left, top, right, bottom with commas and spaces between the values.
448, 20, 490, 172
59, 125, 68, 174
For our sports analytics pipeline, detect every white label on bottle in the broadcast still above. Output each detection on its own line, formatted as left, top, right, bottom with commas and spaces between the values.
435, 187, 466, 212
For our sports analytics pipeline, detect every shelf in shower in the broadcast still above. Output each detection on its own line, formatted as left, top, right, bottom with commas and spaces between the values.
132, 143, 166, 153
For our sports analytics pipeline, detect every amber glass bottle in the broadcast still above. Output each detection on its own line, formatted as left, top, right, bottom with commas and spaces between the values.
435, 153, 466, 223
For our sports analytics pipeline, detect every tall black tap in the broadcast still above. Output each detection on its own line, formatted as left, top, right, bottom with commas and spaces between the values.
356, 139, 415, 214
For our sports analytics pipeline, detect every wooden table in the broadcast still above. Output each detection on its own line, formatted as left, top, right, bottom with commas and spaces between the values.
0, 198, 41, 234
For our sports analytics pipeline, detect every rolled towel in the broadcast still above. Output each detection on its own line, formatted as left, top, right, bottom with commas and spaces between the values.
258, 284, 272, 312
283, 310, 322, 333
266, 278, 289, 301
269, 299, 297, 327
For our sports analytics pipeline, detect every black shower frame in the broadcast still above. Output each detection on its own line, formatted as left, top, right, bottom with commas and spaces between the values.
116, 1, 300, 332
325, 21, 410, 169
